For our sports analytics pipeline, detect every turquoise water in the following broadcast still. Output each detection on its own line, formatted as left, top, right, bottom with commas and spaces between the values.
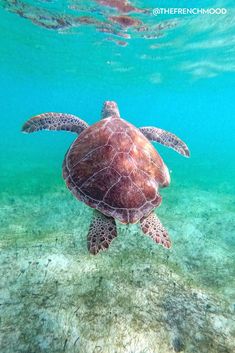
0, 1, 235, 352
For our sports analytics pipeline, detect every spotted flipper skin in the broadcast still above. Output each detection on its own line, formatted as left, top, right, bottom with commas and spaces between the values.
22, 113, 88, 134
139, 127, 190, 157
87, 211, 117, 255
140, 212, 171, 248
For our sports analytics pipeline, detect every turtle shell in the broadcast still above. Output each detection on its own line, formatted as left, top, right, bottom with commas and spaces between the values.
63, 117, 170, 224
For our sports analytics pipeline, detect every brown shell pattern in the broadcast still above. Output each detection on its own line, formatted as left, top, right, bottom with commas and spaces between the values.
63, 117, 170, 224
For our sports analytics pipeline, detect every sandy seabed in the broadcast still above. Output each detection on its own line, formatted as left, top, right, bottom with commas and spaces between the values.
0, 182, 234, 353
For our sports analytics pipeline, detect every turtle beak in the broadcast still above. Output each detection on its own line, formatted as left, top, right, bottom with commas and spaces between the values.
101, 101, 120, 119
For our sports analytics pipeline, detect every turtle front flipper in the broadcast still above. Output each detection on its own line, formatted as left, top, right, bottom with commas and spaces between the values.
22, 113, 88, 134
139, 126, 190, 157
140, 212, 171, 249
87, 210, 117, 255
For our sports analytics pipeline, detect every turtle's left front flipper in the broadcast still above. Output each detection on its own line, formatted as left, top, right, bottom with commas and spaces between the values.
22, 113, 88, 134
87, 210, 117, 255
140, 126, 190, 157
140, 212, 171, 249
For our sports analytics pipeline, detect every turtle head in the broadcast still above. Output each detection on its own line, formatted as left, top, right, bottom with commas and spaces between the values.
101, 101, 120, 119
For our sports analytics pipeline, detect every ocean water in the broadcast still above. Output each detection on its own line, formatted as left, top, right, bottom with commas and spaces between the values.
0, 1, 235, 352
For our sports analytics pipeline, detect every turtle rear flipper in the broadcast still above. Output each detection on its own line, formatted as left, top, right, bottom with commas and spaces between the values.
87, 211, 117, 255
140, 126, 190, 157
140, 212, 171, 248
22, 112, 88, 134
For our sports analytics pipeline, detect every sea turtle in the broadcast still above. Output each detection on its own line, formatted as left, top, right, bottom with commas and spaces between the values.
22, 101, 190, 255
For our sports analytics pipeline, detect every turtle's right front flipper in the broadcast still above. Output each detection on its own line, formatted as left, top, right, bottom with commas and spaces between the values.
22, 113, 88, 134
139, 126, 190, 157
